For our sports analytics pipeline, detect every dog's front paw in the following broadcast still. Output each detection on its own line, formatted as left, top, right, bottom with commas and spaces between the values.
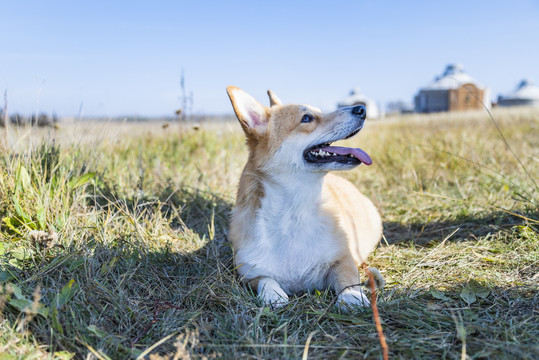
337, 288, 370, 310
258, 278, 289, 308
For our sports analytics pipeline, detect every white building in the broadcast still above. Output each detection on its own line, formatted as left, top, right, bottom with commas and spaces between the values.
498, 79, 539, 107
415, 64, 491, 113
337, 88, 380, 119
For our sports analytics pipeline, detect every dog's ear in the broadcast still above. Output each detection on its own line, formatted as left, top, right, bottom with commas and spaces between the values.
227, 86, 268, 134
267, 89, 282, 107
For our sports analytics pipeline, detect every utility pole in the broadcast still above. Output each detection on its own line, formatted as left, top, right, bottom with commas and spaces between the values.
3, 90, 9, 149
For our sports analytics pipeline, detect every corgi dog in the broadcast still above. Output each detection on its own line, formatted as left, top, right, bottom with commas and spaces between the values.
226, 86, 382, 308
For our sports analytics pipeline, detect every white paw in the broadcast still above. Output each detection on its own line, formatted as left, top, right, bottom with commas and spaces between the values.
337, 288, 370, 310
258, 278, 289, 308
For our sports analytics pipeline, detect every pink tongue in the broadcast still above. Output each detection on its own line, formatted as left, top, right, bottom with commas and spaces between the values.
320, 146, 373, 165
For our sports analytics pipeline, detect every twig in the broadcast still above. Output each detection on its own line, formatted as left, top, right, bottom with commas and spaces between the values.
302, 330, 318, 360
450, 311, 467, 360
362, 263, 389, 360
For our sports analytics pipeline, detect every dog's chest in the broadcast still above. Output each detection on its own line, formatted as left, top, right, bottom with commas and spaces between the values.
237, 183, 340, 292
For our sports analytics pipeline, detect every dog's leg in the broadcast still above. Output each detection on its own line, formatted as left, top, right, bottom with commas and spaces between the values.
329, 258, 370, 309
250, 277, 289, 308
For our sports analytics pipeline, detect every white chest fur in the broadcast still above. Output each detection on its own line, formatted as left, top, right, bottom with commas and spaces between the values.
235, 173, 340, 294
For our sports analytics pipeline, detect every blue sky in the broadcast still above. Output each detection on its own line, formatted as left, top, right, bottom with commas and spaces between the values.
2, 0, 538, 117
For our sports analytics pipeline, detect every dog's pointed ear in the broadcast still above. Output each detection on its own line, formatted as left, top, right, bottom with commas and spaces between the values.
227, 86, 268, 133
267, 89, 282, 107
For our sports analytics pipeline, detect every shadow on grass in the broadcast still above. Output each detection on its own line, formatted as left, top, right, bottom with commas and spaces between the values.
92, 180, 234, 241
382, 210, 536, 245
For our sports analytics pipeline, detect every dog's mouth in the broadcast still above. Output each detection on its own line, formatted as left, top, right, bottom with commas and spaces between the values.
303, 128, 372, 166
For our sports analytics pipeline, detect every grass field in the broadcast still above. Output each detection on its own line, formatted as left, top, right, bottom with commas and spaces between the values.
0, 106, 538, 359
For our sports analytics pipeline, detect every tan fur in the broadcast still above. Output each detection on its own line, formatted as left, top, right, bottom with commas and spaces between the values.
322, 173, 383, 266
227, 86, 382, 308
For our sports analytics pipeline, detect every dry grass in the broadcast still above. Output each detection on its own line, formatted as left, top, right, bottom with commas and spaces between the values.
0, 107, 538, 359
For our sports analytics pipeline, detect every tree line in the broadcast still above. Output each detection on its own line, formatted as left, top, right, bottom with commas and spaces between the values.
0, 111, 59, 127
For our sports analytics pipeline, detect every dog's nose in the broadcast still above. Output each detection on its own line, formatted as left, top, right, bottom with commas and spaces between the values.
351, 105, 367, 120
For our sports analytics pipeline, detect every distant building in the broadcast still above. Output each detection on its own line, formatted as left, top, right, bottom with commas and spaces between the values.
337, 88, 379, 119
415, 64, 491, 113
498, 79, 539, 107
386, 101, 415, 115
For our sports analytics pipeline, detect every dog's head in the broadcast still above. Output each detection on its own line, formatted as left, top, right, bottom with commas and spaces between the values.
227, 86, 372, 173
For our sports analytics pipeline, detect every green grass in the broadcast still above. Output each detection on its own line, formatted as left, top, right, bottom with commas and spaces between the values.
0, 107, 538, 359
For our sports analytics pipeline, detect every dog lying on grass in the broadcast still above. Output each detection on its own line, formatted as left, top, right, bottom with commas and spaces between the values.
227, 87, 382, 309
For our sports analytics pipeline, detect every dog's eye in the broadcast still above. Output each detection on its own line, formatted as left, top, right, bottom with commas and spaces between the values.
301, 114, 314, 123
